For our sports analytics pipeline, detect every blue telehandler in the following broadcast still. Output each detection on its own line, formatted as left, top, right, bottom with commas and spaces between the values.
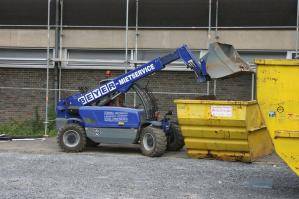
56, 42, 251, 157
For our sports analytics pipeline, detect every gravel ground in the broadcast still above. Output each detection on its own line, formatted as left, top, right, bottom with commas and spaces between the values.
0, 138, 298, 199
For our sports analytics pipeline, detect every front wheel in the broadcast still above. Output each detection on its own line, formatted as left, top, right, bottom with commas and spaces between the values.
140, 126, 167, 157
57, 123, 87, 152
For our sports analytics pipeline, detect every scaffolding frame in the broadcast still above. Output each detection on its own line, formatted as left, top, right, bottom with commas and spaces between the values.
0, 0, 298, 135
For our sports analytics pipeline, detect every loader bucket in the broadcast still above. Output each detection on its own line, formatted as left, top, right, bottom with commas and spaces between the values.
256, 59, 299, 176
204, 42, 253, 79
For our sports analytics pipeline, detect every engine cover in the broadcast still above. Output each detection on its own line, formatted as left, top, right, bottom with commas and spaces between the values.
79, 106, 144, 144
79, 106, 144, 129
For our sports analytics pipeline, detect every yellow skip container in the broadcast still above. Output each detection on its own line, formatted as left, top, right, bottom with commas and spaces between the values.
174, 100, 273, 162
256, 59, 299, 176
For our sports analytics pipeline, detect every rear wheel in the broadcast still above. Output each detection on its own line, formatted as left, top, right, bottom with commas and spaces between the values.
167, 124, 185, 151
140, 126, 167, 157
57, 123, 86, 152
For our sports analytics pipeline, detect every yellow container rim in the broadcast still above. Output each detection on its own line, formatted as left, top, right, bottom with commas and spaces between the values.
174, 99, 257, 105
255, 59, 299, 66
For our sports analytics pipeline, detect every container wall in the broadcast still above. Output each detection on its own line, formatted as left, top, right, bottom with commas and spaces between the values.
175, 100, 273, 162
256, 59, 299, 176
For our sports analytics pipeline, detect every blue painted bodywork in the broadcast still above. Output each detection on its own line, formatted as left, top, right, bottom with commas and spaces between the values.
79, 106, 143, 129
56, 45, 207, 134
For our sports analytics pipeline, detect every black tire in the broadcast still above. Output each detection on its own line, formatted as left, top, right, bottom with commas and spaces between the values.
86, 138, 99, 147
140, 126, 167, 157
167, 124, 185, 151
57, 123, 86, 152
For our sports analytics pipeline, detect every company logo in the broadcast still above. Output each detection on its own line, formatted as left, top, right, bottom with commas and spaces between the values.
78, 81, 116, 105
118, 64, 155, 85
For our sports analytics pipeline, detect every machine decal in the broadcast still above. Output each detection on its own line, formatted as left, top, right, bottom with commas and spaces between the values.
78, 81, 116, 105
118, 64, 155, 85
104, 111, 129, 123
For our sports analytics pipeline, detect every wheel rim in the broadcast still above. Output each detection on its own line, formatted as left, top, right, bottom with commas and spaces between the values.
63, 130, 80, 148
143, 133, 155, 151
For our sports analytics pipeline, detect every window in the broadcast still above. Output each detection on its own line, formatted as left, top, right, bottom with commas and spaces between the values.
64, 48, 202, 71
0, 48, 54, 68
64, 49, 129, 69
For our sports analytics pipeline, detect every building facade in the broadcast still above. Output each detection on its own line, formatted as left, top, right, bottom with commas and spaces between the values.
0, 0, 297, 123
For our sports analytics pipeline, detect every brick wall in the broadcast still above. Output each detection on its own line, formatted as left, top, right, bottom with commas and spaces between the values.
0, 68, 55, 123
0, 68, 252, 123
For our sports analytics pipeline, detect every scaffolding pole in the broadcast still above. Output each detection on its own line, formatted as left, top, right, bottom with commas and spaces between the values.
206, 0, 212, 95
208, 0, 212, 45
213, 80, 217, 96
54, 0, 60, 107
44, 0, 51, 136
58, 0, 64, 100
125, 0, 129, 73
0, 24, 297, 30
133, 0, 139, 107
135, 0, 139, 62
215, 0, 219, 40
